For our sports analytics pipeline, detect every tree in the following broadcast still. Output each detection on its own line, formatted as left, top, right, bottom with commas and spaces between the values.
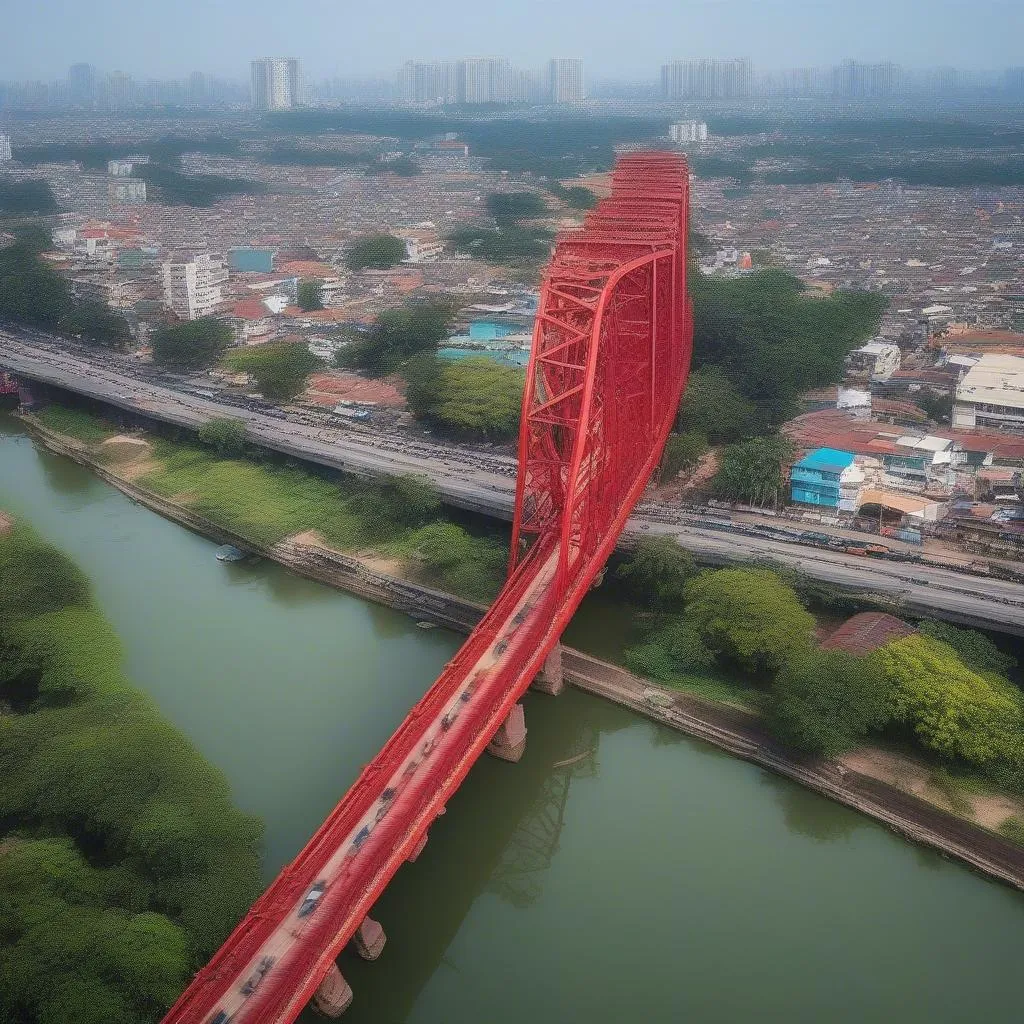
486, 191, 548, 222
404, 353, 523, 441
914, 388, 952, 424
0, 177, 58, 214
297, 279, 324, 311
408, 522, 507, 601
917, 620, 1017, 677
226, 342, 322, 402
681, 568, 815, 674
151, 318, 232, 370
56, 300, 132, 348
338, 300, 456, 375
0, 527, 91, 622
675, 366, 759, 443
661, 432, 708, 479
614, 536, 696, 610
713, 434, 795, 507
447, 225, 552, 267
345, 234, 407, 271
871, 635, 1024, 773
766, 649, 893, 758
197, 417, 249, 457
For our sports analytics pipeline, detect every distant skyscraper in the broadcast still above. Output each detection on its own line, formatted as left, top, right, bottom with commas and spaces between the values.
250, 58, 302, 110
68, 62, 97, 101
548, 58, 585, 103
0, 133, 12, 163
461, 58, 512, 104
187, 71, 208, 105
104, 71, 135, 110
661, 59, 751, 100
399, 61, 460, 104
832, 60, 902, 97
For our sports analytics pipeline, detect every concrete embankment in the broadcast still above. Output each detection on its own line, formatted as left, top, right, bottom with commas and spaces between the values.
21, 417, 1024, 894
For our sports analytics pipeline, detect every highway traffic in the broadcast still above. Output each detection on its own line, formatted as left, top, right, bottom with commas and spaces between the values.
4, 327, 1024, 634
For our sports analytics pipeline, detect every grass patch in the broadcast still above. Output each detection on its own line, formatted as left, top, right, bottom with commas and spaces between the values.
999, 815, 1024, 845
35, 405, 115, 444
929, 767, 975, 816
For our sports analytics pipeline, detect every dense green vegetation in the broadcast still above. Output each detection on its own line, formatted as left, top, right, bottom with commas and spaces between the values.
12, 135, 241, 171
547, 182, 599, 210
404, 354, 524, 442
225, 342, 322, 401
486, 191, 548, 222
367, 156, 422, 177
617, 554, 1024, 804
196, 417, 249, 457
448, 224, 553, 267
150, 318, 232, 370
0, 522, 262, 1023
297, 278, 324, 311
0, 177, 58, 214
36, 404, 116, 443
0, 237, 131, 346
135, 163, 266, 207
686, 270, 888, 434
660, 432, 708, 479
336, 299, 455, 374
713, 434, 796, 508
344, 233, 407, 271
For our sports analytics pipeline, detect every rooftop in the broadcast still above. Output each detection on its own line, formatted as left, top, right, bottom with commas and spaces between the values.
795, 447, 856, 472
821, 613, 917, 655
956, 353, 1024, 411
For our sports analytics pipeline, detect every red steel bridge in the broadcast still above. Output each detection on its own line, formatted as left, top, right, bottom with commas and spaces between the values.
162, 151, 693, 1023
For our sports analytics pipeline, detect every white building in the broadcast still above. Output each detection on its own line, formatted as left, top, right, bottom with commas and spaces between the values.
846, 340, 901, 380
161, 253, 228, 320
0, 133, 12, 163
548, 58, 585, 104
953, 353, 1024, 432
250, 58, 302, 110
108, 159, 133, 176
108, 180, 146, 203
669, 120, 709, 144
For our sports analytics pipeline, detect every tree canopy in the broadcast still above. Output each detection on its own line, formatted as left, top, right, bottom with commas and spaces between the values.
226, 342, 322, 402
297, 279, 324, 311
614, 537, 697, 610
403, 353, 523, 442
345, 234, 407, 271
150, 318, 232, 370
681, 568, 815, 674
661, 432, 708, 479
0, 177, 58, 214
676, 366, 760, 444
196, 417, 248, 457
337, 300, 455, 375
713, 434, 795, 507
767, 649, 893, 758
0, 523, 262, 1022
447, 225, 553, 267
486, 191, 548, 222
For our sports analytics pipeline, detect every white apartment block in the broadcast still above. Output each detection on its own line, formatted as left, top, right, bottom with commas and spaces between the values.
0, 134, 12, 162
251, 58, 301, 110
548, 58, 585, 103
162, 253, 228, 320
669, 120, 709, 144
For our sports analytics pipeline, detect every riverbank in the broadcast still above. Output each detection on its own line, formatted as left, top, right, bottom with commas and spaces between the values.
19, 412, 1024, 894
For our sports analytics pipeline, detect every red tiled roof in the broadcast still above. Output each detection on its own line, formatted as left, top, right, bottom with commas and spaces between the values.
821, 613, 917, 655
232, 299, 270, 320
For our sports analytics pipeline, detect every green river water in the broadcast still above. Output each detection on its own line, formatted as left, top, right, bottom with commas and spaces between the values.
3, 410, 1024, 1024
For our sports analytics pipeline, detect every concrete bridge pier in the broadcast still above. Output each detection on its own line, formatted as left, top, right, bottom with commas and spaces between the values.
408, 831, 429, 862
487, 702, 527, 762
352, 915, 386, 960
312, 963, 353, 1017
531, 641, 564, 696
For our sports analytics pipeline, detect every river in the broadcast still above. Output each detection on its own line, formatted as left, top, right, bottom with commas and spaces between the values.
3, 409, 1023, 1024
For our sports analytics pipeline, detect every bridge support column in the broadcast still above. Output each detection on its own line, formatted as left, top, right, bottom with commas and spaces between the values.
487, 702, 527, 762
353, 915, 386, 960
531, 641, 564, 696
312, 963, 353, 1017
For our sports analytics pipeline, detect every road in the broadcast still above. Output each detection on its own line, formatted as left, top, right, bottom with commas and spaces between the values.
4, 328, 1024, 635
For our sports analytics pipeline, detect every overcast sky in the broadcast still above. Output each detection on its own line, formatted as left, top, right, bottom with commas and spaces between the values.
3, 0, 1022, 80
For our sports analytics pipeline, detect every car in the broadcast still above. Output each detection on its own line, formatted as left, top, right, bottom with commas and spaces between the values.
351, 825, 371, 852
298, 881, 327, 918
240, 955, 276, 996
211, 1013, 232, 1024
494, 639, 509, 656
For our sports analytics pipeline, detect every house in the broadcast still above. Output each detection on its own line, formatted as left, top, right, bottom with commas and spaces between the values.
953, 353, 1024, 432
846, 340, 901, 380
228, 299, 276, 345
790, 447, 864, 511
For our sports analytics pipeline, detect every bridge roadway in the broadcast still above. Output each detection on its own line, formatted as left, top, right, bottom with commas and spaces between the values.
165, 541, 562, 1022
4, 330, 1024, 635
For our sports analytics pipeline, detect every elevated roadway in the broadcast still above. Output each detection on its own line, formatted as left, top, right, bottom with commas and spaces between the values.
4, 330, 1024, 635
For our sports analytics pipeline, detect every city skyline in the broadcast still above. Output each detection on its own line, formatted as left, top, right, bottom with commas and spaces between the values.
3, 0, 1023, 80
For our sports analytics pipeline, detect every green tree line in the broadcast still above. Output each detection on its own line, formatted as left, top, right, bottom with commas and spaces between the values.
0, 521, 263, 1023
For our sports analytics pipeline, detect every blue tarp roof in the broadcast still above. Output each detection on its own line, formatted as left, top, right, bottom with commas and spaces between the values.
795, 447, 856, 473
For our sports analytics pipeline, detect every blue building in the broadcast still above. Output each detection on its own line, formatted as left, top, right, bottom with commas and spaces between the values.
790, 447, 861, 510
229, 247, 274, 273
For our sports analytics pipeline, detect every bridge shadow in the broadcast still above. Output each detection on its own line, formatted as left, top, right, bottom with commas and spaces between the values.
305, 690, 629, 1023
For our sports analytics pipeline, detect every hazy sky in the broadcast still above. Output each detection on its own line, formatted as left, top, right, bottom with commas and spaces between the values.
4, 0, 1022, 80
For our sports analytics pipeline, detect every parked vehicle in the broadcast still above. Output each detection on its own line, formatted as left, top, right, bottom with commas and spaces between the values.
241, 956, 276, 996
298, 881, 327, 918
